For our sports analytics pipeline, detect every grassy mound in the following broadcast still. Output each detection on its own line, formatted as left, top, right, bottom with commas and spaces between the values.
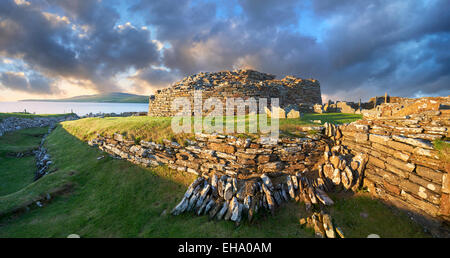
0, 121, 429, 237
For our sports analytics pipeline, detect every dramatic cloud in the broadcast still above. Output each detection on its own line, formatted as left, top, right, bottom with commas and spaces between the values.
0, 0, 160, 94
128, 67, 182, 93
0, 71, 58, 94
0, 0, 449, 100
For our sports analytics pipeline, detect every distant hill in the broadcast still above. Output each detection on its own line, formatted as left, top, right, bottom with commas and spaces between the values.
21, 92, 149, 103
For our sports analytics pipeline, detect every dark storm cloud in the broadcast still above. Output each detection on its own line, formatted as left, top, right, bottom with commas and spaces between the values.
131, 0, 449, 100
0, 71, 57, 94
311, 0, 450, 98
0, 0, 160, 93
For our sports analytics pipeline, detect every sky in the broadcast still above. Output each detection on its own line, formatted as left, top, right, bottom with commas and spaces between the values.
0, 0, 449, 102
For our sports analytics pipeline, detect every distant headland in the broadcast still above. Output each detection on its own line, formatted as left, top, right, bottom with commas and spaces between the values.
20, 92, 149, 103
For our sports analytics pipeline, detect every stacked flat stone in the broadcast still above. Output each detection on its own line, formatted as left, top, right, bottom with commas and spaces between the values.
148, 69, 322, 117
87, 130, 337, 223
89, 130, 327, 178
321, 108, 449, 236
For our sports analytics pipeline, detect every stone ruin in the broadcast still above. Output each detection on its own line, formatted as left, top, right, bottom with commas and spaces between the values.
148, 69, 322, 117
313, 95, 450, 118
86, 96, 450, 237
323, 97, 450, 236
361, 96, 450, 119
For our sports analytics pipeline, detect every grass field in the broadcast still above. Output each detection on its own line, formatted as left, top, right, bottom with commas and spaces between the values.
0, 115, 430, 237
0, 127, 48, 196
61, 113, 363, 144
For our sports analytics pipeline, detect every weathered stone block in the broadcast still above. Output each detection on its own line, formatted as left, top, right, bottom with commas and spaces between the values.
387, 140, 414, 153
399, 180, 440, 205
443, 167, 450, 194
368, 155, 385, 169
287, 109, 300, 119
208, 142, 236, 154
409, 174, 441, 193
369, 134, 391, 145
401, 190, 439, 216
393, 151, 410, 162
372, 142, 394, 155
392, 135, 434, 149
258, 161, 284, 173
439, 194, 450, 216
413, 147, 440, 159
386, 157, 415, 172
383, 181, 401, 195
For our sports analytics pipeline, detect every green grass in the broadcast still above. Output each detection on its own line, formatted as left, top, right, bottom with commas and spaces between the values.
0, 124, 429, 238
0, 127, 48, 155
0, 127, 49, 196
0, 127, 48, 196
433, 138, 450, 163
61, 113, 362, 144
0, 157, 36, 196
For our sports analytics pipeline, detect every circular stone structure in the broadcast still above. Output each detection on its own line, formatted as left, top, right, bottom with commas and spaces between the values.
148, 69, 322, 117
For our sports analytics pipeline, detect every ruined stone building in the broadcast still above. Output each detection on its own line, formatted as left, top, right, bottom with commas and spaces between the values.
147, 69, 322, 117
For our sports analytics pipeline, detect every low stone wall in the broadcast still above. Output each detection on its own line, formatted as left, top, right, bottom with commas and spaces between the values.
88, 129, 327, 179
321, 110, 450, 235
0, 115, 79, 136
88, 129, 349, 225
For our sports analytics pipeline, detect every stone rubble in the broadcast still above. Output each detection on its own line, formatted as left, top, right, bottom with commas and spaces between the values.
299, 212, 343, 238
34, 125, 57, 180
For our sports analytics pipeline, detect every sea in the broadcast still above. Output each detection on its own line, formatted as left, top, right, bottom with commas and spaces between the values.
0, 101, 149, 116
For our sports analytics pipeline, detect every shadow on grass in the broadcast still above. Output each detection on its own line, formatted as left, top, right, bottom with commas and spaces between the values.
326, 189, 450, 237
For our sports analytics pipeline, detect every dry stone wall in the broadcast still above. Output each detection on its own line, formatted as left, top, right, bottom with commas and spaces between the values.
321, 108, 450, 235
148, 69, 322, 117
0, 115, 79, 137
88, 129, 346, 224
88, 129, 327, 179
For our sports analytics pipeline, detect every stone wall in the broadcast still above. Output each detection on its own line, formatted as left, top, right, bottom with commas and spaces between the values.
87, 101, 449, 235
0, 115, 79, 137
148, 69, 322, 117
321, 108, 450, 235
88, 128, 327, 179
88, 129, 349, 224
362, 96, 450, 119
